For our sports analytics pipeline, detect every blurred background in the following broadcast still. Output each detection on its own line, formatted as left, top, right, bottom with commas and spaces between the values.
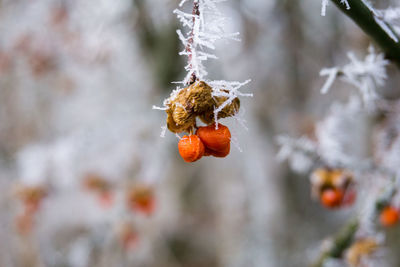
0, 0, 400, 266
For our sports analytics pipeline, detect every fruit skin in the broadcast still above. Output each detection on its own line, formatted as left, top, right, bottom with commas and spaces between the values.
197, 123, 231, 152
204, 143, 230, 158
379, 206, 399, 227
178, 135, 205, 162
320, 188, 344, 209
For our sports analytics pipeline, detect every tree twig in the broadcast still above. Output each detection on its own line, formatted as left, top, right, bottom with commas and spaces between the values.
330, 0, 400, 66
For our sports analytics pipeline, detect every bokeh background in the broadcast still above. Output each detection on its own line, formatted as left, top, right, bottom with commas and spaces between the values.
1, 0, 400, 266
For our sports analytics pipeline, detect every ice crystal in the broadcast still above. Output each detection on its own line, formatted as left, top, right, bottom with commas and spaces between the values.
321, 0, 350, 17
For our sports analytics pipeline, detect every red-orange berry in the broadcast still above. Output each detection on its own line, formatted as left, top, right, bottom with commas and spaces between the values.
127, 185, 155, 216
320, 188, 344, 209
379, 206, 399, 227
197, 123, 231, 153
178, 135, 205, 162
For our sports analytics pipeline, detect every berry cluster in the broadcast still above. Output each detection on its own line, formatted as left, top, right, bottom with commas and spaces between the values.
178, 123, 231, 162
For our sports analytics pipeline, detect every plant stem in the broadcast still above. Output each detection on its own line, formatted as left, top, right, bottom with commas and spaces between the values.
186, 0, 200, 85
311, 219, 359, 267
330, 0, 400, 66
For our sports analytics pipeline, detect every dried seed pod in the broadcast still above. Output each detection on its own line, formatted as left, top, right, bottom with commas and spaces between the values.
166, 81, 240, 133
379, 206, 399, 227
166, 107, 195, 133
197, 123, 231, 152
214, 96, 240, 119
320, 188, 344, 209
199, 97, 240, 124
182, 81, 214, 113
178, 135, 205, 162
345, 238, 379, 267
166, 81, 214, 133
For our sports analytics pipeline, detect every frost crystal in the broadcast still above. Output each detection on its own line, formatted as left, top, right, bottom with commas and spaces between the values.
321, 0, 350, 17
320, 46, 389, 107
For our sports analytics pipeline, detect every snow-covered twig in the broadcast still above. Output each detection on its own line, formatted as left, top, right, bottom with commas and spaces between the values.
174, 0, 240, 85
320, 46, 389, 107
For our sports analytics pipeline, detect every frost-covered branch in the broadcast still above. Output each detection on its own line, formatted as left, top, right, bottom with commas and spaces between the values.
174, 0, 240, 85
320, 46, 389, 107
325, 0, 400, 66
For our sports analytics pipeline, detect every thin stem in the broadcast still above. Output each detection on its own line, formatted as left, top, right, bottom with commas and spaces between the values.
330, 0, 400, 66
186, 0, 200, 85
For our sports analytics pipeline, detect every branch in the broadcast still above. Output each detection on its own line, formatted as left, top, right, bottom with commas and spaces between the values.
330, 0, 400, 66
312, 219, 359, 267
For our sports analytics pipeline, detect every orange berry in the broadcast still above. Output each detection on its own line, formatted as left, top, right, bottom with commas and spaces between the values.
127, 185, 155, 216
178, 135, 205, 162
197, 123, 231, 152
204, 143, 230, 158
320, 188, 344, 209
379, 206, 399, 227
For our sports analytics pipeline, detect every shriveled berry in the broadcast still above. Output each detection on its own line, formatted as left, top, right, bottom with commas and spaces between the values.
178, 135, 205, 162
379, 206, 399, 227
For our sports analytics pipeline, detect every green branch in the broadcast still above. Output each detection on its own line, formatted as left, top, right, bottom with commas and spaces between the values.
312, 219, 359, 267
331, 0, 400, 66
